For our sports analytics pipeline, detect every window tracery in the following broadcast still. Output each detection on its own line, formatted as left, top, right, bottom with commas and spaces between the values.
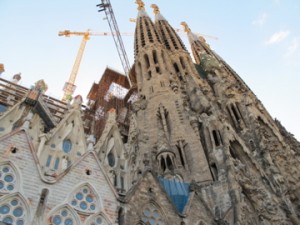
141, 204, 165, 225
0, 162, 19, 194
84, 213, 110, 225
48, 206, 79, 225
0, 193, 29, 225
68, 184, 99, 214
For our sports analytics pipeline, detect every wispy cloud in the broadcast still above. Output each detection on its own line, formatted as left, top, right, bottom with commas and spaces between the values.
252, 13, 268, 27
265, 31, 290, 45
285, 37, 300, 57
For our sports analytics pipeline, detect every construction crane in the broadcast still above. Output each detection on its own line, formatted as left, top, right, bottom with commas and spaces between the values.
96, 0, 132, 86
59, 30, 132, 102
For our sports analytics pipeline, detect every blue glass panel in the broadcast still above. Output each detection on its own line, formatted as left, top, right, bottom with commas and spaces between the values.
0, 104, 7, 113
83, 188, 88, 194
80, 202, 87, 210
17, 220, 24, 225
90, 204, 95, 210
63, 140, 72, 153
11, 199, 18, 206
71, 200, 77, 206
54, 158, 60, 170
46, 155, 52, 167
0, 205, 10, 214
65, 218, 73, 225
86, 195, 93, 203
2, 167, 9, 173
7, 184, 14, 191
143, 209, 151, 217
3, 216, 13, 224
13, 207, 23, 217
96, 217, 102, 224
52, 215, 62, 225
61, 210, 68, 217
4, 175, 13, 182
75, 192, 83, 200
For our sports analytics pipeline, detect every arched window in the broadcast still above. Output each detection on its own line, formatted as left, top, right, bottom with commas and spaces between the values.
54, 157, 60, 170
107, 137, 116, 168
62, 139, 72, 153
141, 204, 165, 225
84, 213, 110, 225
68, 184, 99, 214
0, 193, 30, 225
48, 205, 79, 225
107, 151, 115, 167
46, 155, 52, 167
0, 162, 19, 194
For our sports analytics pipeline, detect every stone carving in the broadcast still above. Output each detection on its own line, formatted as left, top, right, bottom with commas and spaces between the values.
187, 86, 211, 114
132, 95, 147, 112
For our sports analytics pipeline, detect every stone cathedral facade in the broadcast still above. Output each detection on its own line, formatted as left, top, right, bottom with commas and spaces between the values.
0, 1, 300, 225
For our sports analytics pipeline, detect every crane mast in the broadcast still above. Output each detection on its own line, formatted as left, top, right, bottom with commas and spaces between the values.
59, 30, 132, 102
97, 0, 132, 86
59, 30, 90, 102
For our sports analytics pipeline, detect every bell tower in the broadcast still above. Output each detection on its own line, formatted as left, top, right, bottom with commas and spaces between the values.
132, 0, 212, 184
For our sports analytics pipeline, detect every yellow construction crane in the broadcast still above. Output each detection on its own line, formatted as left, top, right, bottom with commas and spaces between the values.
59, 30, 132, 102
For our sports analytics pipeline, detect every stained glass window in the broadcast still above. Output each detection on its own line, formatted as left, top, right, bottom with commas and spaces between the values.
84, 214, 109, 225
141, 205, 165, 225
49, 207, 77, 225
69, 185, 98, 214
0, 195, 27, 225
0, 163, 18, 194
62, 139, 72, 153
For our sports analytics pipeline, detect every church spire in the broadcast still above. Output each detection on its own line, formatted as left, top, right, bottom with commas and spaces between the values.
134, 0, 161, 57
152, 5, 186, 52
181, 21, 212, 64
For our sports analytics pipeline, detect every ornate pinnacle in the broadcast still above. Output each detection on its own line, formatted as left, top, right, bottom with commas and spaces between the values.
135, 0, 145, 10
150, 4, 160, 14
180, 21, 191, 33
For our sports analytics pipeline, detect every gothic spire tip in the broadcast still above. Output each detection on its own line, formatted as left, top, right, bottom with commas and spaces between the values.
180, 22, 191, 33
135, 0, 145, 11
150, 4, 160, 14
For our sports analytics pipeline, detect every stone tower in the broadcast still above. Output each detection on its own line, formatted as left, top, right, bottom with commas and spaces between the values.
0, 1, 299, 225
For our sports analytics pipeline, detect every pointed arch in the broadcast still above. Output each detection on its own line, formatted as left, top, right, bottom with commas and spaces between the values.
84, 211, 113, 225
0, 161, 21, 194
0, 192, 31, 225
68, 182, 101, 215
46, 204, 81, 225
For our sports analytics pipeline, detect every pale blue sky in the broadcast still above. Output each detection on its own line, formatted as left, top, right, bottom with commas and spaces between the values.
1, 0, 299, 139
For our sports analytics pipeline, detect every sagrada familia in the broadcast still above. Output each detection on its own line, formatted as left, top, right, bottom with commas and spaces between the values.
0, 1, 299, 225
